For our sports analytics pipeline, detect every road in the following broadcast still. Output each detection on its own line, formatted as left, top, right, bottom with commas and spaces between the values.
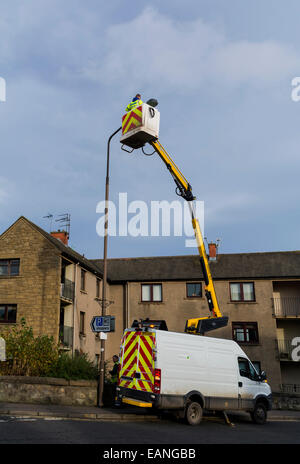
0, 414, 299, 445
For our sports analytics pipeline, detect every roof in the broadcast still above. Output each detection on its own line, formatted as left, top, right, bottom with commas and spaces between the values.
0, 217, 103, 278
91, 251, 300, 282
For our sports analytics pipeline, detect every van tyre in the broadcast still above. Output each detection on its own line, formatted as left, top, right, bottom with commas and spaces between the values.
251, 402, 267, 425
185, 401, 203, 426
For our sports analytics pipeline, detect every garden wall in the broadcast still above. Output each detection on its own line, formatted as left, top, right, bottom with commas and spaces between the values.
0, 376, 97, 406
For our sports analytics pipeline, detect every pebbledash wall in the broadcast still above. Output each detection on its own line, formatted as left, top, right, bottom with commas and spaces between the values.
0, 376, 97, 406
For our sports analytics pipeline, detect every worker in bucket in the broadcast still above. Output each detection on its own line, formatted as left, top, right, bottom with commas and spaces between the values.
126, 93, 143, 112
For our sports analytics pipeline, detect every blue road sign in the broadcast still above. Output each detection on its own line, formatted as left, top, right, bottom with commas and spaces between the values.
90, 316, 115, 333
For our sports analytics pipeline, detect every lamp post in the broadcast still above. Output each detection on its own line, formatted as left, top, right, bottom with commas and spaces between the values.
98, 125, 122, 408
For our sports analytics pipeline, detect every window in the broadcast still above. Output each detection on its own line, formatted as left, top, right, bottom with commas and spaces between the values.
79, 311, 85, 335
80, 269, 86, 291
238, 357, 259, 381
96, 278, 101, 298
0, 304, 17, 323
230, 282, 255, 302
0, 259, 20, 277
141, 284, 162, 302
233, 322, 259, 344
187, 282, 202, 298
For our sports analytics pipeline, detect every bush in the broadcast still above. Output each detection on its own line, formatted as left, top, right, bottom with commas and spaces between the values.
0, 318, 99, 381
48, 351, 99, 381
0, 318, 59, 377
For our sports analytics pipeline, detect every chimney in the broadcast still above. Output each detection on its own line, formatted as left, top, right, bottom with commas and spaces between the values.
208, 242, 217, 261
51, 229, 69, 246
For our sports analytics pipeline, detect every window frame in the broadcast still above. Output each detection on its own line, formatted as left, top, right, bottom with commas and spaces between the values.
80, 269, 86, 292
79, 311, 85, 335
0, 304, 17, 324
186, 282, 202, 298
141, 283, 163, 303
0, 259, 20, 277
238, 357, 259, 381
96, 278, 101, 298
229, 282, 255, 302
232, 322, 259, 345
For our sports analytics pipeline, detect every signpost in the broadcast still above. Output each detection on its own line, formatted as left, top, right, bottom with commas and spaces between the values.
91, 313, 116, 408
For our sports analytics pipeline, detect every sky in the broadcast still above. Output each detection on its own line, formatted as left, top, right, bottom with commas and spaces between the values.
1, 0, 300, 259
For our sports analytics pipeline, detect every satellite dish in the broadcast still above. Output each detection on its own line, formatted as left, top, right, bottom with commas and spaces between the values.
146, 98, 158, 108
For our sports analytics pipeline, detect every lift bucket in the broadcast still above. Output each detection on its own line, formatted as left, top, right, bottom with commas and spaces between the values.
120, 103, 160, 149
185, 316, 229, 335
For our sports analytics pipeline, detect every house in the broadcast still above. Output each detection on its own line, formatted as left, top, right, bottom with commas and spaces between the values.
0, 216, 104, 364
0, 216, 299, 394
93, 250, 300, 393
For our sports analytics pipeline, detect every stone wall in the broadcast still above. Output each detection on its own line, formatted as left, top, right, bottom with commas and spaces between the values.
0, 376, 97, 406
1, 376, 300, 410
273, 392, 300, 411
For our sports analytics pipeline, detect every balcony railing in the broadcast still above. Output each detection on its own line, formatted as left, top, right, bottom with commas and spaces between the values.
272, 297, 300, 317
281, 384, 300, 394
59, 325, 73, 349
61, 279, 75, 301
277, 339, 295, 360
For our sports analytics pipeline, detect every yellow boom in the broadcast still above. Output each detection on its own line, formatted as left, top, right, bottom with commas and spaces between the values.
149, 140, 228, 334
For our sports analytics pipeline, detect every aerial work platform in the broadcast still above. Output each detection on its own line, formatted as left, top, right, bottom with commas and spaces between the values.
120, 103, 160, 149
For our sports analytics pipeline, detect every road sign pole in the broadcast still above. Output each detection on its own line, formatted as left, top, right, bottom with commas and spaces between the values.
98, 126, 122, 408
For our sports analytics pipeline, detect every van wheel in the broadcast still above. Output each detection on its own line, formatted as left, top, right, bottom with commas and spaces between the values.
185, 401, 203, 426
251, 402, 267, 425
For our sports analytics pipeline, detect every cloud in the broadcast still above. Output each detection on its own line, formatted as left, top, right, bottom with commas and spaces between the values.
79, 7, 299, 93
0, 3, 299, 256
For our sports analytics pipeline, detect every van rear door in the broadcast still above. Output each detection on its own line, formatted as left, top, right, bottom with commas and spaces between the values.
119, 330, 155, 394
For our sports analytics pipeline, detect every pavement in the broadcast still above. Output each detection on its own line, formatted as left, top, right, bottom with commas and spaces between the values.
0, 402, 300, 422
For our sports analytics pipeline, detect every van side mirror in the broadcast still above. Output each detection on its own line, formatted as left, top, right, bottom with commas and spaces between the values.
259, 371, 267, 381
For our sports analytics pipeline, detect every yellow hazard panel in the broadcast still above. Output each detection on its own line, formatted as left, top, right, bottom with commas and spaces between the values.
122, 106, 143, 135
119, 331, 155, 393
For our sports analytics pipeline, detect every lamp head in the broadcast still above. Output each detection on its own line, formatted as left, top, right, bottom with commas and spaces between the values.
146, 98, 158, 108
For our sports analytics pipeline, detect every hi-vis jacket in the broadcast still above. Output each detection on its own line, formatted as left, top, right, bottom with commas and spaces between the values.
110, 362, 119, 384
126, 98, 143, 112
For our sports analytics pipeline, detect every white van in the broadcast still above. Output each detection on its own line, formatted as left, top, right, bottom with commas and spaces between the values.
116, 326, 272, 425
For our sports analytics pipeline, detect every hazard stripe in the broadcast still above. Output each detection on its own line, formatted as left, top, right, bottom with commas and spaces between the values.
140, 337, 154, 364
119, 330, 155, 393
123, 331, 137, 352
121, 348, 136, 371
138, 344, 153, 371
122, 106, 143, 134
124, 331, 137, 350
122, 112, 131, 129
122, 345, 138, 374
137, 335, 154, 391
122, 114, 142, 135
140, 336, 154, 365
122, 111, 134, 132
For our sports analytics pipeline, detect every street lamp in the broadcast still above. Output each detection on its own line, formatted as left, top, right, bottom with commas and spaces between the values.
97, 125, 122, 408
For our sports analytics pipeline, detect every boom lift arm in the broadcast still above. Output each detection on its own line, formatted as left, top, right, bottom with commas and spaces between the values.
149, 140, 228, 335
